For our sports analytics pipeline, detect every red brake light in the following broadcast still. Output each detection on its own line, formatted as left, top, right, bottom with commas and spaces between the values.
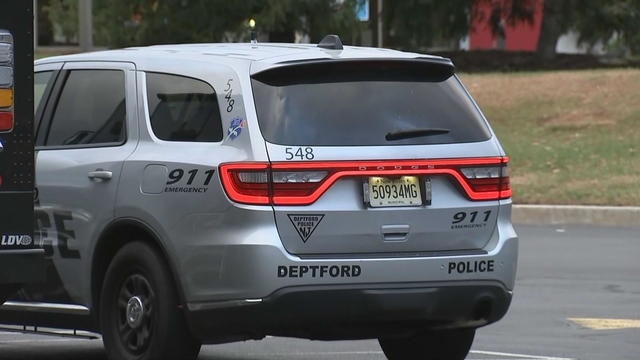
458, 158, 511, 200
219, 163, 270, 205
219, 157, 511, 205
0, 111, 13, 132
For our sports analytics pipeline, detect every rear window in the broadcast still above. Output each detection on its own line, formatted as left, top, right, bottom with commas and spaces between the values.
251, 61, 491, 146
146, 72, 223, 142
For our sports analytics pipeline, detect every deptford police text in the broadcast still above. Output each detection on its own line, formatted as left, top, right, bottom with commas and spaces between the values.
278, 265, 362, 278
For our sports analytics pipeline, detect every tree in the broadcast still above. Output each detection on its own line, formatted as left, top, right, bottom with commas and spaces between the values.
94, 0, 252, 47
44, 0, 79, 44
382, 0, 536, 51
93, 0, 362, 48
248, 0, 363, 43
537, 0, 640, 58
573, 0, 640, 56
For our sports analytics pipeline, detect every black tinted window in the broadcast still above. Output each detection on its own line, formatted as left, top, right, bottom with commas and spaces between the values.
34, 71, 54, 133
251, 61, 491, 146
146, 73, 223, 142
34, 71, 53, 113
47, 70, 125, 146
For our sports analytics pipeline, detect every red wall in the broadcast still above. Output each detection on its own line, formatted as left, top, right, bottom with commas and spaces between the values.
469, 0, 543, 51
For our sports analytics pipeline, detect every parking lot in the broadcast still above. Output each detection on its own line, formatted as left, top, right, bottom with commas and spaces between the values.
1, 225, 638, 360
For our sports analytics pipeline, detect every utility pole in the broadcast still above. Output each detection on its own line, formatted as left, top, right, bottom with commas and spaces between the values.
33, 0, 38, 50
78, 0, 93, 52
377, 0, 383, 48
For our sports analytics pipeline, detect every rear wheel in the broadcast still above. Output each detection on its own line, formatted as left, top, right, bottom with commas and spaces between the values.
100, 242, 200, 360
379, 328, 475, 360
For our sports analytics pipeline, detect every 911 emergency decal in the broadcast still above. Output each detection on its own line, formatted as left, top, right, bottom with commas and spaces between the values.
278, 265, 362, 278
288, 214, 324, 243
450, 210, 492, 230
164, 168, 215, 193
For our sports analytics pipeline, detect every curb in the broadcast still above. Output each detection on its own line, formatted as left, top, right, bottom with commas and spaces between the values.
512, 205, 640, 228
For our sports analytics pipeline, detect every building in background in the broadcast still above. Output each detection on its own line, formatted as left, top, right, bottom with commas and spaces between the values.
462, 0, 606, 55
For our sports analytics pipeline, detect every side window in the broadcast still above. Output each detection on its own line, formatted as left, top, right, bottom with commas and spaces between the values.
34, 71, 53, 113
46, 70, 125, 147
146, 72, 223, 142
34, 71, 54, 135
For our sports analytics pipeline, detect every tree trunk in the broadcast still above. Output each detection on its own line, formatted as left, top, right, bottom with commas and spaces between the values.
536, 0, 565, 59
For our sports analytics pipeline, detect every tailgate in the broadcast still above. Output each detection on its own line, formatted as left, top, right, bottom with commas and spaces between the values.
248, 59, 509, 256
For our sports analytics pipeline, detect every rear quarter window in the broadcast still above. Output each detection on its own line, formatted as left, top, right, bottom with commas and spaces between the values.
251, 60, 491, 146
146, 73, 223, 142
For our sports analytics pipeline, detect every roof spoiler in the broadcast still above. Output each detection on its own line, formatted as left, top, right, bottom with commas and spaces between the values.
252, 58, 455, 85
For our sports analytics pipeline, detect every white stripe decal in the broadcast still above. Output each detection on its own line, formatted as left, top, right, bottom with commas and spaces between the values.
472, 350, 575, 360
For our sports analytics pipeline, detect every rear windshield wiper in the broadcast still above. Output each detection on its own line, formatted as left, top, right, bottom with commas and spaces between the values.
385, 128, 450, 141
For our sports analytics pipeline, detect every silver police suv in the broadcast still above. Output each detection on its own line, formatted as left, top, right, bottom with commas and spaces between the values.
1, 36, 518, 360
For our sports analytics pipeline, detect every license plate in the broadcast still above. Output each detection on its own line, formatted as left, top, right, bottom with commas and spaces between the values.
367, 176, 422, 207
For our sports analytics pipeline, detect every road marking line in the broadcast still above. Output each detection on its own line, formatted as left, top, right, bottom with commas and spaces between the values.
568, 317, 640, 330
0, 338, 79, 344
220, 350, 572, 359
472, 350, 575, 360
216, 351, 384, 357
251, 351, 384, 356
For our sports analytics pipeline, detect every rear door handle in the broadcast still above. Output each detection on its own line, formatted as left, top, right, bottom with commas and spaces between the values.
381, 224, 410, 242
88, 169, 113, 181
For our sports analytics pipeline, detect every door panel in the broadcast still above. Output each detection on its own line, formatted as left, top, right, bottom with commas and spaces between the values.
21, 62, 137, 305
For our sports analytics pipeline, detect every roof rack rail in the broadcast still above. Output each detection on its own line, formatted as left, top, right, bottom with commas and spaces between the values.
318, 35, 343, 50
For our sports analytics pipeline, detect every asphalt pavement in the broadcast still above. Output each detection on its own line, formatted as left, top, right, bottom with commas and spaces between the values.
0, 224, 638, 360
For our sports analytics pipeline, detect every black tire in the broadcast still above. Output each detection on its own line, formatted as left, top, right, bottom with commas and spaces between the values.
100, 242, 201, 360
379, 328, 475, 360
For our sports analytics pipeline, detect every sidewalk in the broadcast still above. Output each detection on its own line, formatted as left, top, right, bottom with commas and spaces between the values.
512, 205, 640, 227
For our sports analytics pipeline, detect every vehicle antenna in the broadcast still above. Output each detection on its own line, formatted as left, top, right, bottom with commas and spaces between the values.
249, 19, 257, 45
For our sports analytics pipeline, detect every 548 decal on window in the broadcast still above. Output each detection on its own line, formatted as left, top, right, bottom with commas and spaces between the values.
224, 79, 234, 113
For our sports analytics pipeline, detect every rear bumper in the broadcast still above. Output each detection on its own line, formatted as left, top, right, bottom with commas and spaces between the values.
187, 282, 512, 344
0, 249, 45, 302
178, 201, 518, 343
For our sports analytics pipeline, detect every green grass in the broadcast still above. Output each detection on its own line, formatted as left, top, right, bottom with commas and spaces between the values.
35, 51, 58, 60
460, 69, 640, 206
35, 50, 76, 60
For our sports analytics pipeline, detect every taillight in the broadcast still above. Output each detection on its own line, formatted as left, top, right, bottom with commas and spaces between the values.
0, 111, 12, 131
219, 157, 511, 205
0, 30, 13, 133
458, 158, 511, 200
219, 163, 270, 205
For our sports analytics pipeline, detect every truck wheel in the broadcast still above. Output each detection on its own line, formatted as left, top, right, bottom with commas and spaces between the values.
379, 328, 475, 360
100, 242, 200, 360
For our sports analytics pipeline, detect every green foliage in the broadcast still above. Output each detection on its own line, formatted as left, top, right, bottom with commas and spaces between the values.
383, 0, 536, 51
94, 0, 252, 47
44, 0, 78, 44
72, 0, 640, 56
573, 0, 640, 55
93, 0, 362, 47
258, 0, 363, 43
383, 0, 471, 50
538, 0, 640, 57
